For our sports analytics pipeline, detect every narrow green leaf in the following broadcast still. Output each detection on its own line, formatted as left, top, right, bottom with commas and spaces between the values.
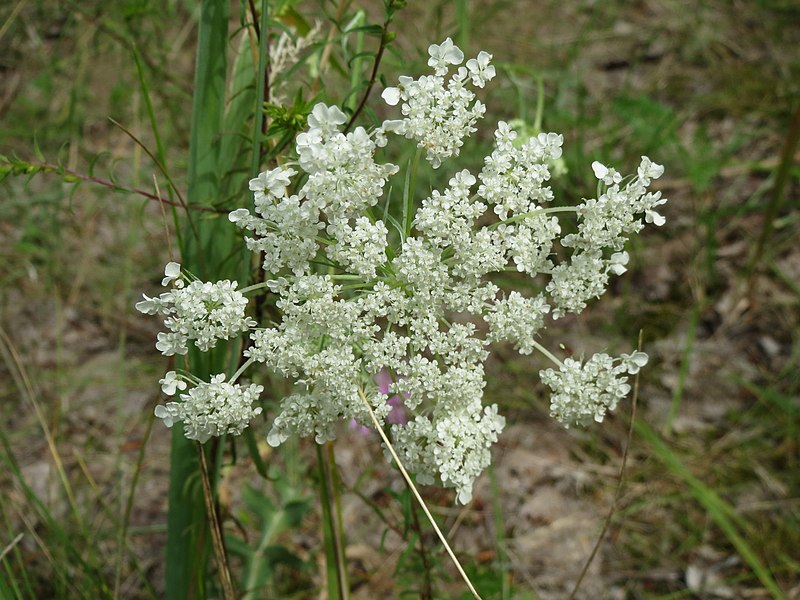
347, 24, 384, 36
402, 149, 421, 240
165, 2, 232, 599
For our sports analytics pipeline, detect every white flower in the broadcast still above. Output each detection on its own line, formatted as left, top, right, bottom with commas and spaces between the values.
150, 279, 256, 356
382, 46, 488, 167
591, 161, 608, 180
154, 374, 263, 443
621, 351, 649, 374
485, 292, 550, 354
135, 293, 168, 315
466, 51, 495, 87
536, 132, 564, 160
427, 37, 464, 74
637, 156, 664, 183
381, 87, 401, 106
156, 331, 188, 356
478, 121, 560, 221
541, 354, 633, 428
608, 251, 629, 276
307, 103, 347, 133
645, 206, 666, 226
154, 403, 181, 428
138, 37, 668, 505
228, 208, 250, 224
159, 370, 188, 396
546, 251, 609, 317
248, 166, 296, 202
591, 161, 622, 185
327, 217, 388, 279
162, 262, 182, 287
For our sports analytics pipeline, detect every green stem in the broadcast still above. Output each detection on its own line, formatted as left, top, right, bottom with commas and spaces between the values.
530, 340, 564, 369
250, 0, 270, 174
533, 75, 544, 133
197, 443, 236, 600
403, 148, 423, 239
488, 205, 578, 229
316, 444, 350, 600
165, 1, 232, 597
229, 356, 256, 383
239, 281, 273, 295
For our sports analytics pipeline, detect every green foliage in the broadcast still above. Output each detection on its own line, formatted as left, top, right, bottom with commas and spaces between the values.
226, 482, 313, 598
263, 96, 316, 140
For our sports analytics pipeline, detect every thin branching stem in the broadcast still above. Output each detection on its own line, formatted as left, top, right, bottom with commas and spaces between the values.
568, 330, 643, 599
7, 160, 221, 213
108, 117, 203, 246
107, 118, 188, 208
357, 386, 483, 600
197, 443, 236, 600
530, 339, 565, 368
344, 23, 393, 133
408, 496, 434, 599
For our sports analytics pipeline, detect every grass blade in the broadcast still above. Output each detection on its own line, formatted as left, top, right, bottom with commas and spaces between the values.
166, 2, 232, 598
636, 420, 787, 599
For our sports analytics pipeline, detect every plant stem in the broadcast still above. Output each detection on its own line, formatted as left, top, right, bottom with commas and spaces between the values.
569, 330, 641, 599
357, 386, 483, 600
316, 443, 350, 600
229, 357, 256, 383
1, 159, 220, 213
239, 280, 272, 295
487, 205, 578, 229
530, 339, 564, 368
250, 0, 270, 171
408, 497, 434, 599
344, 10, 395, 132
197, 444, 236, 600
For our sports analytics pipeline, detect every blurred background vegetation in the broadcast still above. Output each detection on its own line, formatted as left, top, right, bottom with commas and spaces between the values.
1, 0, 798, 598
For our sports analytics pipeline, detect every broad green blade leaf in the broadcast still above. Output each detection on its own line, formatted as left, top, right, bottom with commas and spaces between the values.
166, 2, 232, 599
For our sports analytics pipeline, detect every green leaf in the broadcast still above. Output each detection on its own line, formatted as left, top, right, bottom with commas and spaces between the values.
165, 2, 232, 599
346, 24, 384, 36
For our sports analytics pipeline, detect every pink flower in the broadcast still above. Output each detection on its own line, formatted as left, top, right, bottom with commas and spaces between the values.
349, 368, 408, 435
375, 368, 408, 425
349, 420, 372, 436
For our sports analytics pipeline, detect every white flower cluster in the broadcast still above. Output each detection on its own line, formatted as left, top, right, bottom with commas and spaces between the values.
540, 352, 649, 427
138, 38, 667, 504
229, 103, 398, 278
382, 38, 494, 167
546, 156, 668, 317
135, 262, 256, 355
154, 372, 263, 443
